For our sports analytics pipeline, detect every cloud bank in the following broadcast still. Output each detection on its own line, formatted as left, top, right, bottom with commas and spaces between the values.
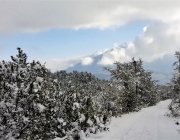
1, 0, 180, 71
45, 57, 81, 72
1, 0, 180, 33
45, 21, 180, 70
81, 57, 94, 65
96, 22, 180, 66
43, 21, 180, 71
97, 46, 131, 65
134, 22, 179, 62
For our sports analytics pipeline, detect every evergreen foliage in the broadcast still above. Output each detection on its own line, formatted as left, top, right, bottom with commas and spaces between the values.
104, 58, 159, 114
0, 48, 109, 140
0, 48, 163, 139
169, 51, 180, 117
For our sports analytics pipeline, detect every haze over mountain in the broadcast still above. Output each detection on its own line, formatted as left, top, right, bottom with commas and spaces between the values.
67, 43, 176, 85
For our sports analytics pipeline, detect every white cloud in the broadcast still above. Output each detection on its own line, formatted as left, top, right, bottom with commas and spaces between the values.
1, 0, 180, 33
39, 21, 180, 70
97, 44, 132, 65
134, 22, 180, 62
45, 57, 81, 72
143, 26, 148, 32
97, 22, 180, 66
81, 57, 94, 65
40, 21, 179, 70
2, 0, 180, 72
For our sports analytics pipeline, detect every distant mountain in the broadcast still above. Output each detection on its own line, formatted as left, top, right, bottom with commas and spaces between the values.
67, 52, 105, 74
66, 45, 175, 85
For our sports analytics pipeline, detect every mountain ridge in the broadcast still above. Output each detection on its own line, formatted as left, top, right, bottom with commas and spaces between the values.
66, 44, 175, 85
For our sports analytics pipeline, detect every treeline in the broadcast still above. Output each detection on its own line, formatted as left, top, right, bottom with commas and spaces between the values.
168, 51, 180, 117
0, 48, 168, 140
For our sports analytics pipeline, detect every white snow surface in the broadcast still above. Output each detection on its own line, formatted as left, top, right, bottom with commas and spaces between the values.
84, 99, 180, 140
37, 103, 46, 112
36, 76, 43, 82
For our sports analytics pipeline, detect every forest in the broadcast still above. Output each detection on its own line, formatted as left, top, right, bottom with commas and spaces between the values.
0, 48, 179, 140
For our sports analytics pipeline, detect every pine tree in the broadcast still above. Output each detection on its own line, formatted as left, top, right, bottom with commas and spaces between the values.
169, 51, 180, 117
52, 71, 110, 139
0, 48, 57, 139
104, 58, 158, 114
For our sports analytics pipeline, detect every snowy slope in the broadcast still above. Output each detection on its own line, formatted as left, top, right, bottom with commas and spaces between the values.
84, 100, 180, 140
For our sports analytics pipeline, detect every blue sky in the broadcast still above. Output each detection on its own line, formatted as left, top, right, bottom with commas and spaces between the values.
0, 0, 180, 72
0, 21, 147, 61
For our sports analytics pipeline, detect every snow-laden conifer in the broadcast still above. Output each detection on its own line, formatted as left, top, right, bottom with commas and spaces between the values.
0, 48, 110, 140
169, 51, 180, 117
104, 58, 158, 114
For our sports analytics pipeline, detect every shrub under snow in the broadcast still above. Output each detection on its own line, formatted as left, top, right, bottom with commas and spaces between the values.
0, 48, 109, 140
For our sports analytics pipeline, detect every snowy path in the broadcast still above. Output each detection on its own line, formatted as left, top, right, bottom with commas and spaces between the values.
85, 100, 180, 140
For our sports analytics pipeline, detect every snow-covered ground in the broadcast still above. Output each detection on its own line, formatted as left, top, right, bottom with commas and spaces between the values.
84, 99, 180, 140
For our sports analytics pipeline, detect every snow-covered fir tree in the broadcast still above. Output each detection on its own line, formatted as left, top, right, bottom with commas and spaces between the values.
169, 51, 180, 117
0, 48, 56, 139
0, 48, 110, 140
0, 48, 165, 140
104, 58, 159, 114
